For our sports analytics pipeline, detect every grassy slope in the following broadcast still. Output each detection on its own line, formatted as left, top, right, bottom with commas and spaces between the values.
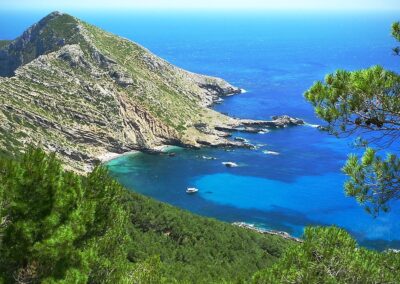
82, 21, 229, 133
9, 14, 89, 64
2, 13, 214, 133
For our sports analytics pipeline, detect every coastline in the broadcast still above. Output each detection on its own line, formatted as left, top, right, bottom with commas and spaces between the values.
97, 145, 181, 164
97, 150, 139, 163
233, 222, 303, 243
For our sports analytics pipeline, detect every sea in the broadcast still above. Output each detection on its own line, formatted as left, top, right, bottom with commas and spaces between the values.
1, 10, 399, 250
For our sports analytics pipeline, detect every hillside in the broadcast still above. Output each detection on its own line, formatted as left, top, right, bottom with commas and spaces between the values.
3, 149, 399, 283
0, 12, 250, 171
0, 148, 290, 283
0, 12, 305, 172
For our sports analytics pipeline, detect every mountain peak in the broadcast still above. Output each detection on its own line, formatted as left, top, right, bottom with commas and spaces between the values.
40, 11, 64, 21
35, 11, 71, 27
0, 11, 80, 76
48, 11, 64, 16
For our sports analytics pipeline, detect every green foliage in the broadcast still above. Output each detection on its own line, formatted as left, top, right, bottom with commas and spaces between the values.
304, 22, 400, 214
123, 190, 288, 283
392, 22, 400, 55
0, 40, 10, 49
343, 148, 400, 215
304, 66, 400, 134
129, 256, 166, 284
253, 227, 400, 284
0, 148, 134, 283
393, 22, 400, 40
0, 148, 288, 283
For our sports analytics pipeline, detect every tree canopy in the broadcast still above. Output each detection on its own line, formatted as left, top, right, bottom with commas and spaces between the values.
253, 227, 400, 284
0, 148, 134, 283
0, 148, 289, 283
305, 22, 400, 215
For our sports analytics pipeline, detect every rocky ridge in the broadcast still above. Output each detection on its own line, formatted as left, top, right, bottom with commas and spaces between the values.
0, 12, 303, 172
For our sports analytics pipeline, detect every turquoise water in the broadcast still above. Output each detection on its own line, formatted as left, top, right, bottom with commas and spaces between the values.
2, 11, 400, 249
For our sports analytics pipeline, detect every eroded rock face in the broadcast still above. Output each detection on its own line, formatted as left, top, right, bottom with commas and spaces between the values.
58, 45, 90, 68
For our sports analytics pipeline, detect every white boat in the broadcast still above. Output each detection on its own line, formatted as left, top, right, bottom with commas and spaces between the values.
222, 162, 238, 168
186, 187, 199, 194
201, 155, 217, 160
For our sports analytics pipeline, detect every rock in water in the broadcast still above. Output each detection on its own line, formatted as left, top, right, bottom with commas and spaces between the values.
270, 115, 304, 126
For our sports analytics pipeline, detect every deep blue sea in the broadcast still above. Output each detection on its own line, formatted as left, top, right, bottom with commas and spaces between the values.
2, 10, 400, 250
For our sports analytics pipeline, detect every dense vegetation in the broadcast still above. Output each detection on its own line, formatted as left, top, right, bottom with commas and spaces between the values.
0, 149, 134, 283
253, 227, 400, 283
2, 150, 399, 284
305, 22, 400, 215
0, 148, 288, 283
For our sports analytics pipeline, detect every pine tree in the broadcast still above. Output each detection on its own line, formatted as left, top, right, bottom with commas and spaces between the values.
0, 148, 134, 283
305, 22, 400, 215
253, 227, 400, 283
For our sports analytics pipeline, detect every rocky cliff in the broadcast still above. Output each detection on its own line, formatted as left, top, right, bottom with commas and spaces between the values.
0, 12, 303, 172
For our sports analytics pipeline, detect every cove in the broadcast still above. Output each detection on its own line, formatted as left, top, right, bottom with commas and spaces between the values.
93, 11, 400, 250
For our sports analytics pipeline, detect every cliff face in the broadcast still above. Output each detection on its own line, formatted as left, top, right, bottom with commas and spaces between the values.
0, 12, 302, 172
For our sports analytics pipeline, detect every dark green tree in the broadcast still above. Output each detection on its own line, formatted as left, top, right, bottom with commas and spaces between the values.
253, 226, 400, 284
0, 148, 134, 283
305, 22, 400, 215
0, 148, 289, 283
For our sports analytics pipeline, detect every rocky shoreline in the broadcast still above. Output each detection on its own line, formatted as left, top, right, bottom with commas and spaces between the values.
233, 222, 303, 242
192, 115, 305, 149
217, 115, 304, 134
97, 114, 305, 165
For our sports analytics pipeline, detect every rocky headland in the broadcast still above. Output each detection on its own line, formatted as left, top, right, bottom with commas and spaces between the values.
0, 12, 304, 172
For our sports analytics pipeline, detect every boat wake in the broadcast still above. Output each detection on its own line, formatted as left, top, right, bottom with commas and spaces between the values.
305, 123, 320, 128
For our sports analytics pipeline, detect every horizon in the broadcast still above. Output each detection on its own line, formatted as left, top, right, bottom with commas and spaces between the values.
1, 0, 400, 12
1, 9, 398, 42
1, 8, 398, 42
1, 8, 399, 17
